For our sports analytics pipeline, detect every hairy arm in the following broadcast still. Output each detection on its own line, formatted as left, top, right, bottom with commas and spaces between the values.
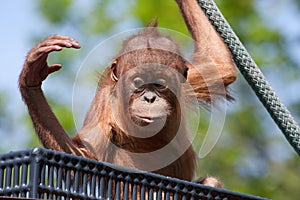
176, 0, 236, 86
19, 35, 94, 158
176, 0, 236, 103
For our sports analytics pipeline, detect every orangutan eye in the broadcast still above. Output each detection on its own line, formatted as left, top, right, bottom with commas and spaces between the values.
154, 79, 167, 89
133, 77, 144, 88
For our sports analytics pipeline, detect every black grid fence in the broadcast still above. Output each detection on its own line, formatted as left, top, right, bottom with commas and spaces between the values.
0, 148, 268, 199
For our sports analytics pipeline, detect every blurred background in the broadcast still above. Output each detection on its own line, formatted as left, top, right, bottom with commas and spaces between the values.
1, 0, 300, 199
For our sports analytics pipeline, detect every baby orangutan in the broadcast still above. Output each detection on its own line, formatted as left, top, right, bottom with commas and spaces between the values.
19, 0, 236, 188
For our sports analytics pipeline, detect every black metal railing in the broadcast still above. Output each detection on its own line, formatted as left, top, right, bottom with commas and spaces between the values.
0, 148, 268, 199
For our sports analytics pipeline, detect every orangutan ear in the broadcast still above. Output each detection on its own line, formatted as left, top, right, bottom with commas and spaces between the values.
110, 60, 119, 82
182, 65, 188, 83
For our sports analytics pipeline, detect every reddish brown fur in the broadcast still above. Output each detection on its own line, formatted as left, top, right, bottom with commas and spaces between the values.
19, 0, 236, 187
73, 27, 196, 180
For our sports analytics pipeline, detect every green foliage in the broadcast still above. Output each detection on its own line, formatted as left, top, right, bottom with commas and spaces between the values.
82, 0, 117, 34
215, 0, 286, 68
22, 115, 43, 148
38, 0, 72, 24
0, 93, 7, 153
48, 99, 76, 135
295, 0, 300, 9
131, 0, 188, 34
0, 92, 6, 123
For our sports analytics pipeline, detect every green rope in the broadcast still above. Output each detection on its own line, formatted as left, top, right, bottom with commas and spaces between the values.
196, 0, 300, 156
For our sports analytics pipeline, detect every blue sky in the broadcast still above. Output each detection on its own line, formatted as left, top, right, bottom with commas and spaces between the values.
1, 1, 41, 90
0, 1, 47, 149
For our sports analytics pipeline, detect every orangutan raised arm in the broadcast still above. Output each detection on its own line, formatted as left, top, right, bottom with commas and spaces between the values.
19, 35, 95, 159
176, 0, 236, 102
19, 0, 236, 187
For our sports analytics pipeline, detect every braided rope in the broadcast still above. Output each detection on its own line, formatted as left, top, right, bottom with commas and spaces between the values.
196, 0, 300, 156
